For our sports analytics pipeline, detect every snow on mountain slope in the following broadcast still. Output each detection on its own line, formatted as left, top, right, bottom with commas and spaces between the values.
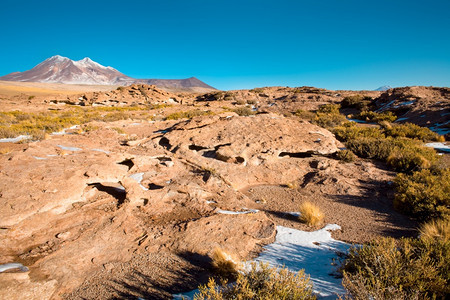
0, 55, 216, 91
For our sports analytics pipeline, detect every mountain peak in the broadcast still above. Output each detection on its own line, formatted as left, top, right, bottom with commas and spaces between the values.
79, 57, 93, 63
374, 85, 392, 91
0, 55, 217, 91
46, 55, 70, 62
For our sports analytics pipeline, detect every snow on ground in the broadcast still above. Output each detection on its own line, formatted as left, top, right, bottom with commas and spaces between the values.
252, 225, 350, 299
394, 100, 415, 107
0, 135, 31, 143
425, 142, 450, 153
429, 121, 450, 135
347, 118, 372, 124
33, 156, 48, 160
57, 145, 82, 151
0, 263, 29, 273
216, 209, 259, 215
52, 125, 80, 135
91, 148, 110, 154
129, 172, 149, 190
173, 224, 350, 300
376, 100, 395, 112
395, 117, 409, 122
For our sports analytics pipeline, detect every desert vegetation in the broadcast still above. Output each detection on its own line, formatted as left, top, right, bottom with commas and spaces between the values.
296, 98, 450, 300
195, 262, 316, 300
341, 236, 450, 299
210, 248, 240, 279
0, 105, 172, 140
298, 201, 324, 227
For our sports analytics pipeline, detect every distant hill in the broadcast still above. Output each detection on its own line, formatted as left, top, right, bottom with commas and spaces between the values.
0, 55, 216, 92
374, 85, 392, 91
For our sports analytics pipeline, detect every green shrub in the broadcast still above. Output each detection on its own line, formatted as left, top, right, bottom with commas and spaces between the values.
394, 168, 450, 221
317, 104, 341, 114
333, 123, 385, 142
313, 112, 348, 128
294, 109, 316, 122
387, 143, 438, 172
341, 95, 373, 110
312, 104, 349, 128
336, 149, 357, 162
342, 237, 450, 299
195, 262, 316, 300
344, 135, 438, 172
353, 111, 397, 123
385, 123, 442, 141
233, 107, 256, 116
345, 137, 396, 160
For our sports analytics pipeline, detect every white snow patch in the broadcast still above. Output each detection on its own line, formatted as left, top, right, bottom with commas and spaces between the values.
394, 100, 415, 107
0, 135, 31, 143
425, 142, 450, 153
251, 225, 349, 299
347, 118, 370, 124
52, 125, 79, 135
376, 100, 395, 112
129, 172, 148, 190
395, 117, 409, 122
33, 156, 48, 160
91, 148, 110, 154
287, 211, 301, 218
0, 263, 29, 273
429, 120, 450, 135
217, 209, 259, 215
57, 145, 82, 151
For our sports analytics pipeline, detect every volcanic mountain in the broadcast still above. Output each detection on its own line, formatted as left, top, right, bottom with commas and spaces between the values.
0, 55, 216, 92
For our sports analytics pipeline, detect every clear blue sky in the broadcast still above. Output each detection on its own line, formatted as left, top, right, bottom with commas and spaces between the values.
0, 0, 449, 90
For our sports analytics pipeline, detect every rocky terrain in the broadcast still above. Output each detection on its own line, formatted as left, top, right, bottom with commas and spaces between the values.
374, 86, 450, 136
0, 83, 447, 299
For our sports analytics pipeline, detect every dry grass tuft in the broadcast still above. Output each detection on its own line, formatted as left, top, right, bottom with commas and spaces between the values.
299, 201, 324, 227
211, 248, 240, 278
419, 219, 450, 243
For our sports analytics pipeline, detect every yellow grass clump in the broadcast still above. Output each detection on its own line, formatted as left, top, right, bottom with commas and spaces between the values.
419, 219, 450, 243
299, 201, 324, 227
211, 248, 240, 278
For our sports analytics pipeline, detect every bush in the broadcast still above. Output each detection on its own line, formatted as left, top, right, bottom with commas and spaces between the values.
211, 248, 240, 279
317, 104, 341, 114
299, 201, 324, 227
394, 168, 450, 221
294, 109, 316, 122
420, 219, 450, 243
233, 107, 256, 116
352, 111, 397, 123
385, 123, 442, 142
333, 123, 385, 142
341, 95, 373, 111
342, 237, 450, 300
336, 150, 357, 162
314, 112, 348, 128
345, 137, 396, 160
195, 262, 316, 300
386, 144, 437, 172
